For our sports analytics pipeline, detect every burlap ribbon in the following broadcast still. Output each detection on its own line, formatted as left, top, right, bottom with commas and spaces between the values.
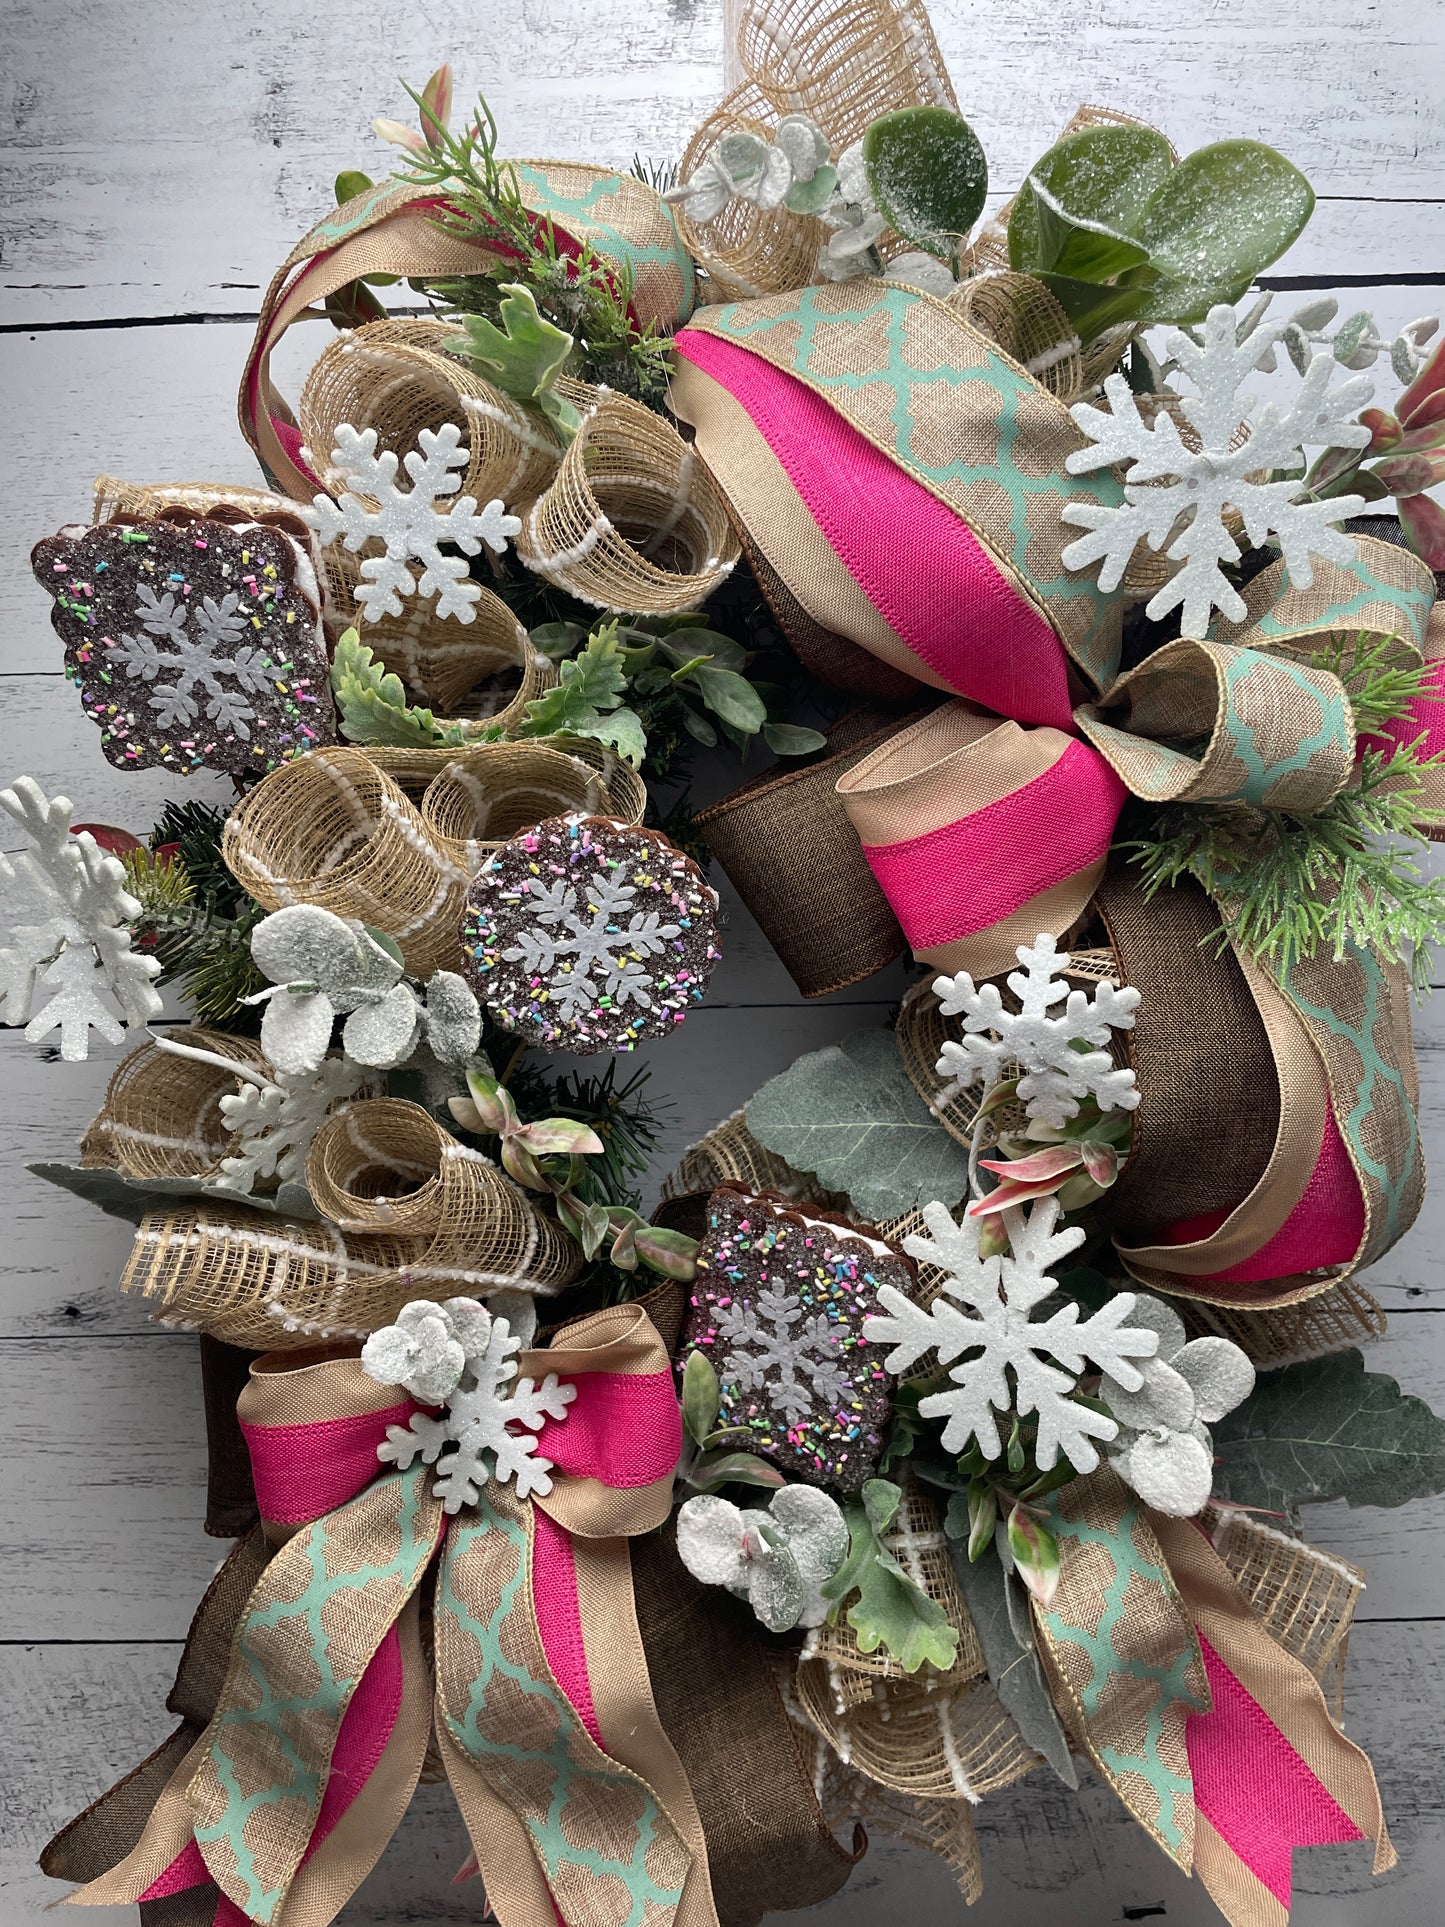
242, 168, 694, 502
1035, 1469, 1393, 1927
64, 1303, 721, 1927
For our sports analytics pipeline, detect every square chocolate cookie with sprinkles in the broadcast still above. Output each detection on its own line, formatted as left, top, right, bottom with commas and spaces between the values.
32, 515, 337, 778
682, 1187, 910, 1493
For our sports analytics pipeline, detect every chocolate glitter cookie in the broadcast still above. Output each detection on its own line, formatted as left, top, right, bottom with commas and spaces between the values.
31, 516, 337, 777
460, 812, 721, 1053
682, 1187, 909, 1493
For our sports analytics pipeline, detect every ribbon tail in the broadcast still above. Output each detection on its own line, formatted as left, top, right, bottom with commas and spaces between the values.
187, 1463, 445, 1923
434, 1485, 698, 1927
60, 1731, 215, 1908
1152, 1512, 1394, 1927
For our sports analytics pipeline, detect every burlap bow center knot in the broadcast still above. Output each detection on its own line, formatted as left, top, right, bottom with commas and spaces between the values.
67, 1301, 721, 1927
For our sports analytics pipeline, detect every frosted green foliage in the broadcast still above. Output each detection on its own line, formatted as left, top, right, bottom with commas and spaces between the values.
454, 282, 582, 441
676, 1484, 849, 1633
247, 904, 481, 1075
1101, 1296, 1254, 1517
1010, 125, 1315, 343
861, 107, 988, 258
665, 116, 837, 223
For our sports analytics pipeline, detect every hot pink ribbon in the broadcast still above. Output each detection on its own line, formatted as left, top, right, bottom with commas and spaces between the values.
139, 1360, 682, 1920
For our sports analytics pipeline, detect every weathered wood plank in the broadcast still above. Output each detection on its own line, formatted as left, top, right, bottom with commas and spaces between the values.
3, 0, 1441, 323
8, 1621, 1442, 1924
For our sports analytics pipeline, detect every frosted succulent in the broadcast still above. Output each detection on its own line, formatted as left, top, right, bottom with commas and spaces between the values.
1101, 1296, 1255, 1516
676, 1484, 850, 1632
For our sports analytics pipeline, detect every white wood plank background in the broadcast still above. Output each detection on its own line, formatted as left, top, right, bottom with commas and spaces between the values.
2, 2, 1443, 1921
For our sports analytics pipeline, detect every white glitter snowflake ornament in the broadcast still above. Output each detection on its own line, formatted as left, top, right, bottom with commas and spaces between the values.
1060, 303, 1373, 638
934, 933, 1140, 1129
305, 423, 521, 623
864, 1198, 1158, 1472
363, 1297, 575, 1508
0, 778, 161, 1061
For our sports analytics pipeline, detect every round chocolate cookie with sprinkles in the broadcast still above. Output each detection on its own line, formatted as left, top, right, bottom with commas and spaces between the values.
460, 812, 721, 1053
682, 1187, 906, 1494
31, 515, 337, 778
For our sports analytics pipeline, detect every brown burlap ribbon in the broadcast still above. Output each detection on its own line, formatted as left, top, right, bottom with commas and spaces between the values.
696, 702, 942, 996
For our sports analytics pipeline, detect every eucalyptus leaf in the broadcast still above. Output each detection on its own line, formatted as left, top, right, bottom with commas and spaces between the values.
30, 1161, 319, 1224
252, 904, 367, 993
658, 627, 748, 673
341, 982, 423, 1069
862, 107, 988, 254
1212, 1349, 1445, 1511
682, 709, 719, 747
747, 1027, 972, 1221
260, 989, 337, 1076
423, 970, 483, 1066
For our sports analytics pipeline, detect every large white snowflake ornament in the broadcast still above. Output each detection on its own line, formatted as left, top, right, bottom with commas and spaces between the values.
363, 1297, 575, 1508
305, 423, 521, 624
934, 933, 1140, 1129
864, 1199, 1158, 1472
714, 1284, 853, 1425
0, 778, 162, 1061
1060, 303, 1374, 638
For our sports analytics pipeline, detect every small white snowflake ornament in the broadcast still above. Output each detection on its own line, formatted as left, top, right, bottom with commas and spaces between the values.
934, 933, 1140, 1129
363, 1297, 575, 1508
0, 777, 161, 1061
864, 1198, 1159, 1472
1060, 303, 1373, 638
212, 1055, 372, 1196
1101, 1295, 1255, 1516
676, 1484, 849, 1632
305, 423, 521, 624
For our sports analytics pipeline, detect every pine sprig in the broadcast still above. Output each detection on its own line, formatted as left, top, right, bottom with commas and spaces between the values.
1308, 630, 1438, 738
127, 803, 267, 1024
1121, 740, 1445, 989
396, 86, 672, 406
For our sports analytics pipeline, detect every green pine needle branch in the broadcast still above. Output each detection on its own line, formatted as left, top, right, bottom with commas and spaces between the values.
1121, 737, 1445, 990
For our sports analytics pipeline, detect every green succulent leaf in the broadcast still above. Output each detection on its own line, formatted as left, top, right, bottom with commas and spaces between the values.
335, 169, 375, 204
1006, 1504, 1061, 1607
455, 281, 579, 434
691, 664, 768, 733
682, 1349, 722, 1450
1009, 124, 1174, 279
747, 1027, 972, 1221
1212, 1349, 1445, 1511
862, 106, 988, 255
823, 1477, 961, 1673
785, 162, 839, 214
689, 1451, 789, 1492
1134, 140, 1315, 324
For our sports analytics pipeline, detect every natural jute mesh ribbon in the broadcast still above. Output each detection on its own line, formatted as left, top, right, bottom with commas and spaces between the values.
676, 82, 829, 303
92, 475, 313, 538
795, 1485, 1037, 1802
781, 1668, 985, 1905
122, 1107, 578, 1346
515, 389, 740, 613
944, 272, 1084, 404
297, 315, 565, 512
1178, 1280, 1388, 1370
222, 746, 469, 976
80, 1029, 269, 1182
417, 739, 646, 872
328, 549, 552, 721
1204, 1504, 1366, 1721
696, 704, 930, 996
736, 0, 959, 147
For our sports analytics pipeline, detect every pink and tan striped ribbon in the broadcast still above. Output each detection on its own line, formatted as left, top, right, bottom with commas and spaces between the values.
836, 699, 1127, 980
